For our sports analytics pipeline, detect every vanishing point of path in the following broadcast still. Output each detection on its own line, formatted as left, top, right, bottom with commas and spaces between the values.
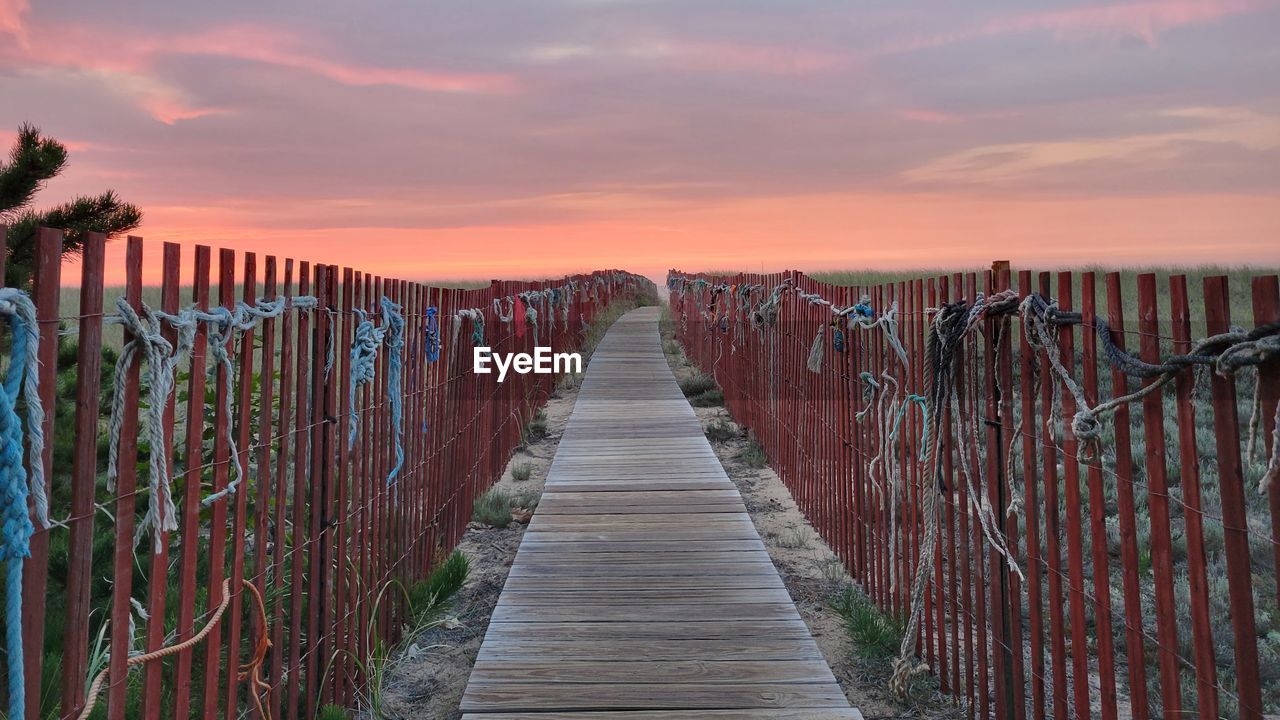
460, 307, 862, 719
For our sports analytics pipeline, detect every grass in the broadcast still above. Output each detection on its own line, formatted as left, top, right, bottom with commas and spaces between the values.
776, 527, 812, 549
703, 417, 737, 443
315, 705, 352, 720
510, 461, 533, 482
738, 438, 768, 468
830, 585, 904, 659
472, 488, 541, 529
325, 551, 470, 718
522, 408, 549, 444
679, 372, 724, 406
318, 702, 355, 717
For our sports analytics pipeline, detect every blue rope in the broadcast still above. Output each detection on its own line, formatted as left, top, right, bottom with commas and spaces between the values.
382, 297, 406, 485
854, 302, 875, 318
832, 327, 846, 353
348, 307, 382, 450
424, 307, 440, 363
0, 289, 41, 719
890, 393, 930, 461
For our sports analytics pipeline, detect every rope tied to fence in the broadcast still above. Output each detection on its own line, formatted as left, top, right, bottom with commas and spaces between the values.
77, 578, 235, 720
454, 308, 485, 347
347, 298, 406, 481
424, 306, 441, 363
197, 296, 318, 508
1019, 293, 1280, 471
890, 298, 1024, 698
851, 297, 910, 368
382, 297, 407, 485
105, 295, 318, 527
0, 287, 43, 719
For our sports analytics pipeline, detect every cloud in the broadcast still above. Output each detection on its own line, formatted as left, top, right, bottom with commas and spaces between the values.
880, 0, 1276, 52
902, 105, 1280, 190
522, 38, 852, 76
0, 20, 518, 123
0, 0, 26, 42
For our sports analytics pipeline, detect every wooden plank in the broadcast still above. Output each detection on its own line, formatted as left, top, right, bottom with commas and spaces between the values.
480, 620, 812, 641
494, 588, 794, 605
462, 710, 864, 720
467, 660, 837, 685
460, 682, 850, 712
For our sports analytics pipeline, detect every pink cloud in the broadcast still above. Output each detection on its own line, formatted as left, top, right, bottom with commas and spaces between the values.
0, 19, 517, 123
167, 25, 518, 93
675, 42, 853, 76
897, 109, 959, 124
0, 0, 26, 41
881, 0, 1275, 52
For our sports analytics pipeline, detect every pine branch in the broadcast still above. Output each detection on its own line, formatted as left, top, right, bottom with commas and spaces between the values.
0, 123, 68, 216
5, 191, 142, 285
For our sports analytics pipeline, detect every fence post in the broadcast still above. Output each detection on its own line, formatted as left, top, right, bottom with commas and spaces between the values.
59, 232, 104, 720
984, 264, 1015, 720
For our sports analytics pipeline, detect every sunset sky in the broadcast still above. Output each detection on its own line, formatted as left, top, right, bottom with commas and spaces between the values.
2, 0, 1278, 284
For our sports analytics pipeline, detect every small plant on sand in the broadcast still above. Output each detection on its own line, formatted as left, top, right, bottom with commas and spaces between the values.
522, 408, 549, 444
679, 373, 717, 397
816, 557, 848, 585
704, 417, 737, 443
511, 461, 533, 482
690, 387, 724, 407
831, 585, 904, 659
738, 439, 768, 468
776, 527, 812, 549
411, 551, 470, 615
473, 488, 541, 528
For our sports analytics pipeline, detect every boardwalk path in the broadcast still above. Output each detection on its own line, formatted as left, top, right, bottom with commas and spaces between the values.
460, 307, 861, 719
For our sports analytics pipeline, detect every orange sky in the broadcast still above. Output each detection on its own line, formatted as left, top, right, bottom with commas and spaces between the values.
4, 0, 1279, 285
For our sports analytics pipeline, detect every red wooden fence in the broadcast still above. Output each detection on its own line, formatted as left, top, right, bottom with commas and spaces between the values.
670, 265, 1279, 720
1, 225, 652, 719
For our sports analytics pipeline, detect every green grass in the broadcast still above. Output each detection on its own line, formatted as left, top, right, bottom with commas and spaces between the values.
830, 585, 904, 659
510, 461, 533, 482
315, 704, 353, 720
472, 488, 541, 529
522, 408, 549, 444
738, 439, 768, 468
679, 373, 724, 406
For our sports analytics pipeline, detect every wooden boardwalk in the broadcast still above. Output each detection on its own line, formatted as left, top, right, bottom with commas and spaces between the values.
460, 307, 861, 719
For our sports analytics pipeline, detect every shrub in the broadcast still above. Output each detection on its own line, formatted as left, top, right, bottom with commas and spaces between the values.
472, 488, 541, 528
704, 418, 737, 443
523, 408, 549, 444
511, 462, 533, 482
690, 388, 724, 407
679, 373, 717, 397
739, 439, 768, 468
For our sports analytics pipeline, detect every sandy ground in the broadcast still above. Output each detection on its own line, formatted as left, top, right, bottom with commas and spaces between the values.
376, 378, 581, 720
661, 327, 961, 720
